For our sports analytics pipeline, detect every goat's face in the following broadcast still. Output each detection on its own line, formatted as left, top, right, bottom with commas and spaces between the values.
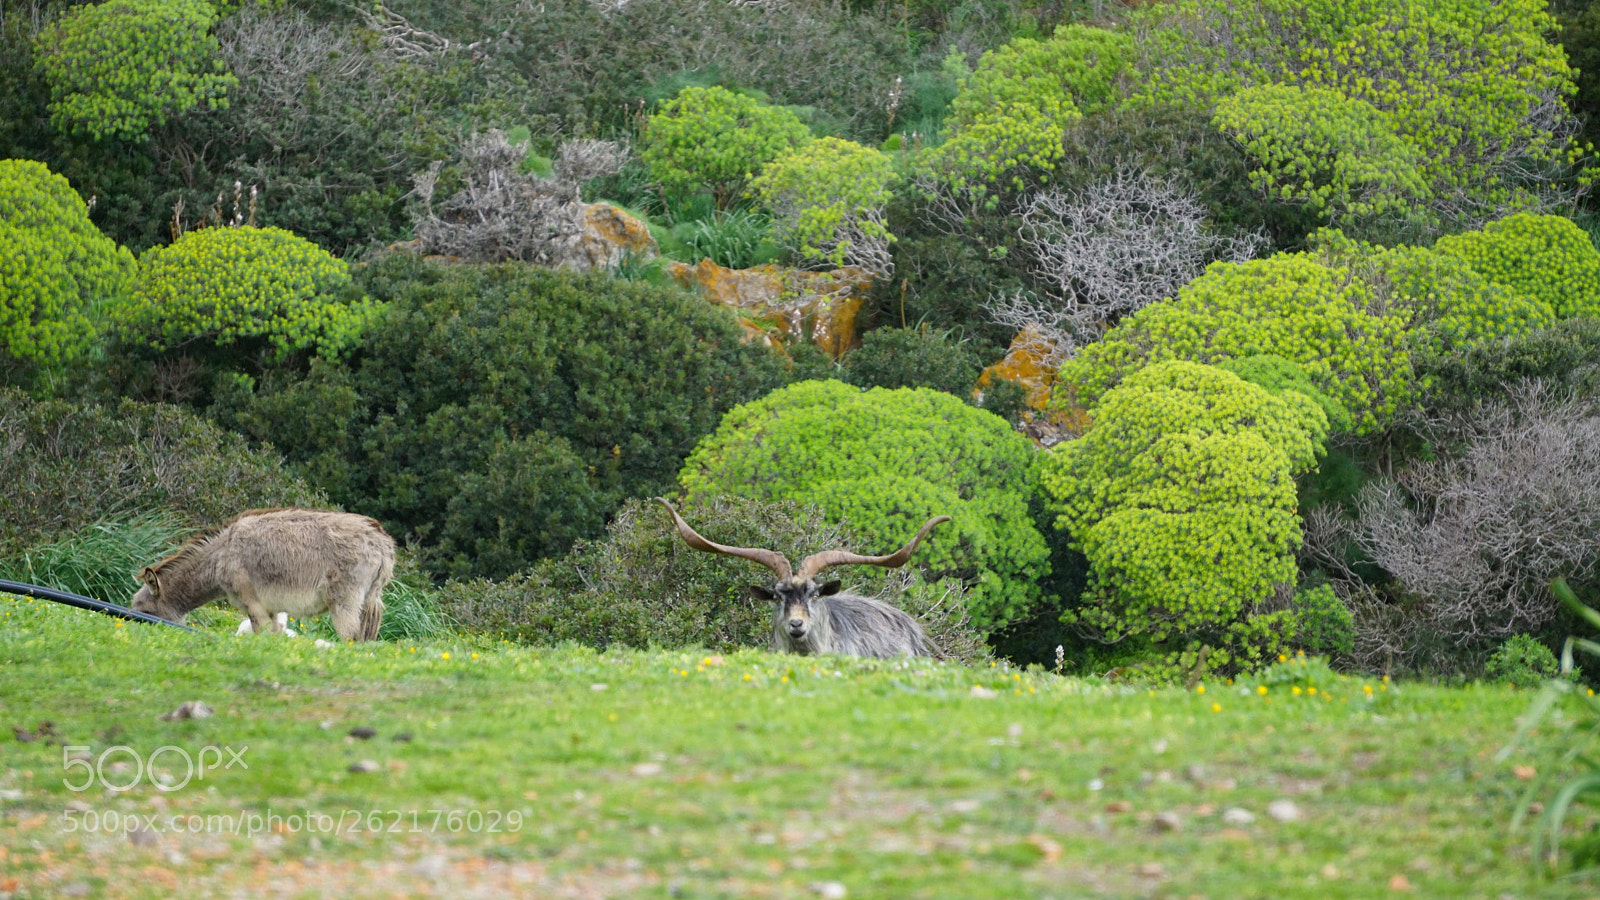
753, 576, 841, 643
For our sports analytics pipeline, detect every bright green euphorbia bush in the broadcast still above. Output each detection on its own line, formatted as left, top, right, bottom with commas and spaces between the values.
0, 159, 134, 370
113, 226, 376, 361
1059, 253, 1414, 433
1136, 0, 1583, 218
1041, 360, 1328, 643
642, 86, 812, 209
35, 0, 236, 141
1310, 227, 1555, 358
1434, 213, 1600, 320
922, 25, 1132, 195
1213, 83, 1431, 220
678, 380, 1050, 633
750, 137, 897, 272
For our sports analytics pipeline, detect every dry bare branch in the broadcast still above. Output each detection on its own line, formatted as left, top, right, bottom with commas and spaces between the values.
1015, 167, 1267, 327
1346, 382, 1600, 645
410, 131, 631, 267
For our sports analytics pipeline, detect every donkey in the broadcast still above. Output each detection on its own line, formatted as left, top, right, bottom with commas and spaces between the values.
656, 498, 950, 658
130, 508, 395, 641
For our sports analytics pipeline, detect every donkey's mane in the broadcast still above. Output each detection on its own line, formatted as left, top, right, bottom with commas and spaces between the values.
146, 507, 302, 576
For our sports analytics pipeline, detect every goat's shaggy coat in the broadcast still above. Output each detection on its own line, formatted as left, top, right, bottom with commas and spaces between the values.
657, 499, 948, 659
130, 508, 395, 641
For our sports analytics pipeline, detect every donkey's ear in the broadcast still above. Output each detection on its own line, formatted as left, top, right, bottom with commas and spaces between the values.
748, 585, 778, 602
137, 567, 157, 585
818, 580, 842, 596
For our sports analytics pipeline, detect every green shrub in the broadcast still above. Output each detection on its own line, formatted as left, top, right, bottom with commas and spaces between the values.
0, 159, 134, 373
923, 26, 1132, 195
1434, 213, 1600, 321
1416, 316, 1600, 407
678, 379, 1049, 633
0, 387, 323, 553
751, 136, 898, 273
217, 256, 798, 580
1485, 633, 1563, 685
1290, 584, 1356, 657
1041, 361, 1328, 644
841, 325, 983, 397
35, 0, 235, 140
1215, 354, 1353, 433
1059, 253, 1414, 433
436, 496, 988, 662
113, 225, 376, 363
643, 86, 811, 209
1135, 0, 1582, 220
1310, 228, 1556, 359
1213, 83, 1431, 220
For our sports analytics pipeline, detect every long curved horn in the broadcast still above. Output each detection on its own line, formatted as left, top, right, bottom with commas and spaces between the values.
797, 515, 952, 581
655, 498, 793, 581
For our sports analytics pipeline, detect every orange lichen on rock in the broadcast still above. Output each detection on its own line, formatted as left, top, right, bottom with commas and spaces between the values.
579, 203, 658, 270
978, 326, 1090, 446
666, 259, 870, 359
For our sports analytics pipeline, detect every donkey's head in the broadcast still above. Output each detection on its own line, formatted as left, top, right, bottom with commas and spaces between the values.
129, 566, 185, 623
654, 498, 950, 646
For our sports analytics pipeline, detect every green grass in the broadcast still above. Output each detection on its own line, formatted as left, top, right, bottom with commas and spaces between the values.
0, 592, 1591, 899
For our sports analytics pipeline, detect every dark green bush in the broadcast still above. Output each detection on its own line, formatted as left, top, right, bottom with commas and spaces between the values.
217, 255, 799, 580
436, 495, 988, 661
0, 387, 323, 553
841, 324, 983, 396
1416, 316, 1600, 409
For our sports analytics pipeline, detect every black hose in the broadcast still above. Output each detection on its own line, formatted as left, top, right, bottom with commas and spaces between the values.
0, 579, 198, 632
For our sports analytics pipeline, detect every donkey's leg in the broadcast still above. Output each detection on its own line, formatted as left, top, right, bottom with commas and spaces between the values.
230, 584, 275, 636
356, 557, 391, 642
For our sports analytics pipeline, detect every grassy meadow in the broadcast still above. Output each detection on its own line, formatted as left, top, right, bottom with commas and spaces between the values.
0, 592, 1593, 899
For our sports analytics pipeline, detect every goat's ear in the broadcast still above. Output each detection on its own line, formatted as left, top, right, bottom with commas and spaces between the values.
818, 580, 842, 596
748, 585, 778, 602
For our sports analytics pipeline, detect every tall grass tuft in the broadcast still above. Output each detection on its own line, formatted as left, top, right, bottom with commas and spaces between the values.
1501, 578, 1600, 873
0, 513, 189, 604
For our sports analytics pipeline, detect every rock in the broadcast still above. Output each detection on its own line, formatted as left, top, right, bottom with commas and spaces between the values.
811, 881, 848, 899
0, 789, 23, 801
314, 639, 335, 649
1266, 799, 1301, 822
158, 701, 214, 721
977, 326, 1089, 447
348, 760, 381, 774
969, 685, 998, 699
412, 854, 449, 879
576, 203, 658, 271
128, 824, 160, 848
1221, 807, 1256, 826
1152, 811, 1182, 832
666, 259, 869, 359
393, 732, 414, 742
631, 763, 663, 777
349, 727, 377, 740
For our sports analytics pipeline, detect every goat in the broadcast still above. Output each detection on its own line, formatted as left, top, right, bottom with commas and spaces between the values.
656, 498, 950, 658
130, 508, 395, 641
